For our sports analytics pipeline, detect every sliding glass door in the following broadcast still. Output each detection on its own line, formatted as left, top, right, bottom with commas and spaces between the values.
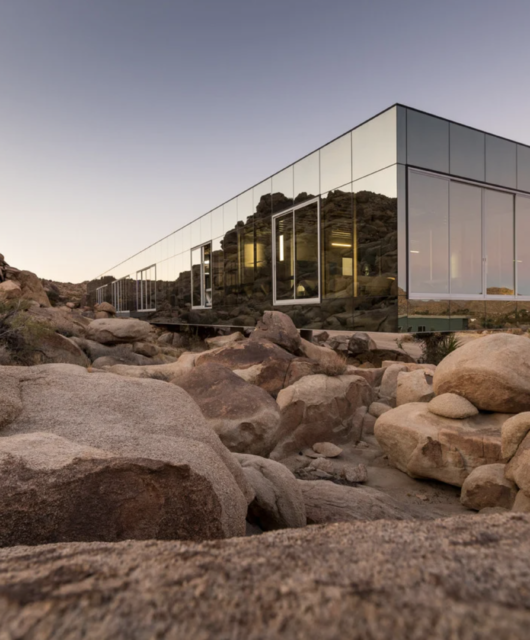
408, 169, 524, 300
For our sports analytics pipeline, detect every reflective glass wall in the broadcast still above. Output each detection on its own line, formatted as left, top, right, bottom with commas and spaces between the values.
88, 106, 400, 331
88, 105, 530, 333
399, 106, 530, 332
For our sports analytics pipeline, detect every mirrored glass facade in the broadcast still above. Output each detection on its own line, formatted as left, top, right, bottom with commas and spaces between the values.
88, 104, 530, 332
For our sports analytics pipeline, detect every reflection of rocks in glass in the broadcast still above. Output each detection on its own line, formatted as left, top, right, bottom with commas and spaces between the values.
354, 297, 397, 332
355, 190, 397, 298
407, 299, 450, 332
485, 301, 517, 329
321, 188, 353, 299
87, 184, 400, 333
450, 300, 485, 331
517, 302, 530, 329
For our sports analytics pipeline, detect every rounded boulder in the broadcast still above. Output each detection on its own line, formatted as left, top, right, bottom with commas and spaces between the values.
433, 334, 530, 413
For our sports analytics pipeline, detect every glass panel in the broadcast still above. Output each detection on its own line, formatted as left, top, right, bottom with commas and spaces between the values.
181, 224, 191, 252
174, 230, 182, 256
398, 295, 407, 331
200, 212, 211, 244
237, 189, 253, 223
320, 132, 351, 193
275, 213, 294, 300
407, 109, 449, 173
518, 302, 530, 329
223, 228, 239, 299
450, 300, 485, 331
223, 199, 238, 233
486, 135, 516, 189
272, 166, 293, 213
253, 178, 272, 302
191, 219, 201, 247
203, 244, 212, 307
397, 164, 407, 296
407, 299, 450, 332
485, 189, 514, 295
485, 300, 517, 329
295, 201, 319, 299
177, 250, 191, 306
238, 218, 255, 304
253, 179, 271, 218
450, 123, 485, 182
517, 145, 530, 193
211, 205, 224, 238
450, 181, 482, 295
321, 185, 353, 299
354, 296, 398, 332
191, 247, 202, 307
409, 171, 449, 294
354, 166, 398, 298
212, 237, 224, 307
294, 151, 319, 204
396, 106, 407, 165
516, 196, 530, 295
352, 107, 397, 182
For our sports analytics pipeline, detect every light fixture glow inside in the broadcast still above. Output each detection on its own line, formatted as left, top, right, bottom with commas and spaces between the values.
410, 250, 420, 254
331, 242, 352, 248
279, 235, 284, 261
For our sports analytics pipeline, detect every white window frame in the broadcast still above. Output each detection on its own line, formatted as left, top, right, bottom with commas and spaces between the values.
96, 284, 107, 305
272, 197, 321, 306
408, 168, 530, 301
191, 241, 213, 310
136, 264, 157, 312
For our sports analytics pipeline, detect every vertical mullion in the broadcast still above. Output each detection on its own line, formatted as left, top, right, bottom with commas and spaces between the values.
448, 180, 451, 296
291, 210, 296, 300
272, 216, 277, 304
201, 246, 205, 308
512, 194, 518, 299
317, 198, 321, 301
481, 189, 488, 300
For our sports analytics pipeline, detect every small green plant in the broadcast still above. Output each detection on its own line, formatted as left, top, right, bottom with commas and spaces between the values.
412, 332, 461, 365
0, 300, 55, 365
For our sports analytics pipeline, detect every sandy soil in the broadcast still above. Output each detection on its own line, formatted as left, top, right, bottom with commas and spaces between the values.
281, 433, 469, 520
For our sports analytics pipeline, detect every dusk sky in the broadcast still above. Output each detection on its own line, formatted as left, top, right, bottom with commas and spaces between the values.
2, 0, 530, 282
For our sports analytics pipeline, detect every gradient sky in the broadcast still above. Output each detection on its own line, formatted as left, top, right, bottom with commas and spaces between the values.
2, 0, 530, 282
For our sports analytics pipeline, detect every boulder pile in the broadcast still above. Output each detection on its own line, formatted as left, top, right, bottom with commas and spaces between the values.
2, 270, 530, 634
374, 332, 530, 514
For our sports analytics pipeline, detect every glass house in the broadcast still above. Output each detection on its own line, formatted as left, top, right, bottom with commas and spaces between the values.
88, 104, 530, 332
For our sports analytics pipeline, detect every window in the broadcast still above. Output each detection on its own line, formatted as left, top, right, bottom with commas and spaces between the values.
191, 242, 212, 309
273, 198, 320, 304
408, 169, 526, 300
96, 284, 107, 305
450, 181, 482, 295
408, 171, 449, 295
517, 196, 530, 295
136, 265, 156, 311
484, 190, 514, 295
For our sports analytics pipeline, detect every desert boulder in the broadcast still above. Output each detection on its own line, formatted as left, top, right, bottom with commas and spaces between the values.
433, 333, 530, 413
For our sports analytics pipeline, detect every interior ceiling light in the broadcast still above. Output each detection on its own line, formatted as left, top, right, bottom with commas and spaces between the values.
331, 243, 352, 248
410, 250, 420, 254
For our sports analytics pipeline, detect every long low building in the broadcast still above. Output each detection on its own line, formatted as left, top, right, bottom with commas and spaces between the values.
88, 104, 530, 332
